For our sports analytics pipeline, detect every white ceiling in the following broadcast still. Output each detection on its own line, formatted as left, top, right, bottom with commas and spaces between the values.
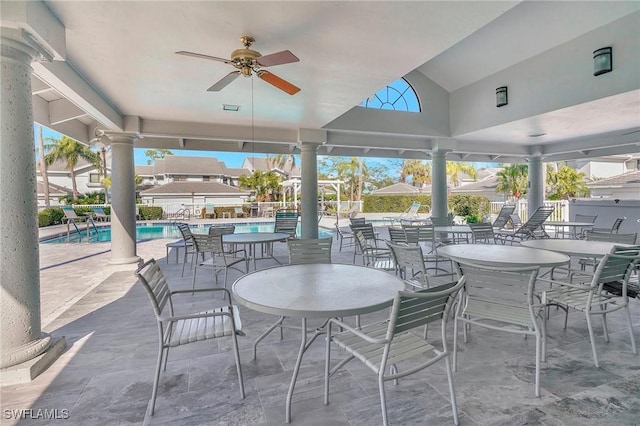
6, 1, 640, 163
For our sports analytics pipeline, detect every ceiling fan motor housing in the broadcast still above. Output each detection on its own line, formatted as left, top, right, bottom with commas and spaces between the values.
231, 48, 261, 76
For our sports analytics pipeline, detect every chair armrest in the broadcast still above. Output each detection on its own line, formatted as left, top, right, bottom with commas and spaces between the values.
537, 277, 592, 290
159, 309, 233, 323
327, 318, 389, 345
171, 287, 233, 299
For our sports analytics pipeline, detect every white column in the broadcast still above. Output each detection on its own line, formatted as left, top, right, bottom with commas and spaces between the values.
527, 156, 544, 217
300, 142, 320, 239
0, 31, 65, 381
100, 132, 140, 264
431, 150, 448, 220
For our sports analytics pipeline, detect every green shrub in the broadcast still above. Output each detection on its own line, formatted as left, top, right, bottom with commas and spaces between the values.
38, 208, 65, 227
449, 195, 490, 219
139, 206, 163, 220
363, 195, 431, 213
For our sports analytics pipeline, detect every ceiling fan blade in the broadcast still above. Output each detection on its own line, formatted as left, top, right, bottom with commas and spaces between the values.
176, 50, 232, 64
256, 50, 299, 67
207, 71, 241, 92
257, 71, 300, 95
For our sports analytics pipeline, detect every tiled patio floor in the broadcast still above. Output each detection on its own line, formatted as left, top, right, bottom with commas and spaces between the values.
2, 221, 639, 425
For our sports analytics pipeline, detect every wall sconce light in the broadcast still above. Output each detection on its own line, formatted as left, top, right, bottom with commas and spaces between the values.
496, 86, 508, 107
593, 47, 612, 76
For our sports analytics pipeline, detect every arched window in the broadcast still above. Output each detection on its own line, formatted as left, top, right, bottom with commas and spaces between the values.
360, 78, 420, 112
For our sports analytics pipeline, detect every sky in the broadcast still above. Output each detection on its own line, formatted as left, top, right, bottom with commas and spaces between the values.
36, 125, 496, 174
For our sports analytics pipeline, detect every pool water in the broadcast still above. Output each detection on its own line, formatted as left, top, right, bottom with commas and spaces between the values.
42, 222, 333, 244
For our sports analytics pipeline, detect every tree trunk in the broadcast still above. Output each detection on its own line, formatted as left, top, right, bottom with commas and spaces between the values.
70, 168, 78, 200
37, 125, 50, 207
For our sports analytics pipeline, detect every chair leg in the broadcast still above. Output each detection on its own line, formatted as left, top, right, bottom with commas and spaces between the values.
601, 311, 610, 343
444, 356, 459, 426
150, 344, 164, 416
378, 376, 389, 426
191, 267, 198, 294
625, 306, 638, 355
324, 323, 332, 405
452, 317, 459, 372
585, 311, 600, 367
534, 331, 541, 397
231, 331, 245, 399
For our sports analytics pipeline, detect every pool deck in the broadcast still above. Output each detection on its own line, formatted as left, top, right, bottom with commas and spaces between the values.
2, 215, 639, 425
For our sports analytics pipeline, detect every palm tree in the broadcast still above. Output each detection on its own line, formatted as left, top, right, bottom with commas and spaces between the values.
495, 164, 528, 200
266, 154, 297, 177
334, 157, 367, 202
144, 148, 173, 165
44, 135, 101, 200
238, 170, 282, 201
400, 159, 431, 186
547, 165, 589, 199
446, 161, 476, 187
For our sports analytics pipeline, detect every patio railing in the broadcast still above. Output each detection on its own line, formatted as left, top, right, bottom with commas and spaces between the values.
490, 200, 569, 222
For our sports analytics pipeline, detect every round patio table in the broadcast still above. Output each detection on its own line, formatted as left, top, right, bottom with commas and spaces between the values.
544, 221, 595, 239
520, 239, 631, 258
438, 243, 569, 268
232, 263, 405, 423
222, 232, 290, 269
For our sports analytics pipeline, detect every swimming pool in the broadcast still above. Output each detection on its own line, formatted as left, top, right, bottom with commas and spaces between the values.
42, 222, 333, 244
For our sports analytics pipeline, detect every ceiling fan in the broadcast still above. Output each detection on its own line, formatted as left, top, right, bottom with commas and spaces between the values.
176, 36, 300, 95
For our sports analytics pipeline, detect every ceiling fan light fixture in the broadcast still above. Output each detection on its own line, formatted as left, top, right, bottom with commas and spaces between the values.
223, 104, 240, 112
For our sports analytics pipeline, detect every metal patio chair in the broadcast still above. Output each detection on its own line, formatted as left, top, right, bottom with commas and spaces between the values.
191, 233, 248, 292
135, 259, 245, 415
540, 245, 640, 367
452, 262, 546, 396
324, 278, 466, 426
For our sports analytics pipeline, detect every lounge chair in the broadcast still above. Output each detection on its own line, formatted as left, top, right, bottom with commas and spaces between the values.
61, 206, 88, 224
491, 205, 516, 230
234, 206, 245, 218
92, 206, 110, 222
495, 206, 555, 244
383, 202, 422, 225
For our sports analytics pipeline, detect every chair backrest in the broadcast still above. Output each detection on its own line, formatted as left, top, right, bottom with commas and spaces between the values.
468, 222, 496, 244
405, 202, 421, 217
350, 223, 376, 241
589, 245, 640, 293
62, 206, 80, 220
234, 206, 243, 215
610, 217, 625, 233
454, 262, 540, 318
274, 209, 299, 237
176, 222, 193, 240
575, 214, 597, 224
509, 213, 522, 228
386, 278, 466, 341
349, 217, 366, 226
430, 216, 453, 226
518, 206, 554, 236
287, 237, 333, 264
353, 229, 374, 255
135, 258, 172, 318
209, 224, 235, 235
386, 240, 428, 286
401, 223, 436, 245
492, 205, 516, 229
192, 233, 225, 254
93, 206, 107, 216
585, 231, 637, 244
388, 227, 407, 244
